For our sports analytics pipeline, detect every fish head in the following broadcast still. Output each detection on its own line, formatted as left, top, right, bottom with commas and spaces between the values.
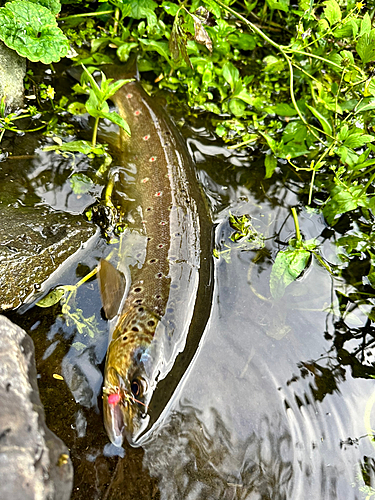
103, 332, 155, 446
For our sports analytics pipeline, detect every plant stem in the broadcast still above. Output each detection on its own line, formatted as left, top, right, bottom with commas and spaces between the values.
92, 117, 99, 147
60, 10, 113, 20
291, 207, 302, 244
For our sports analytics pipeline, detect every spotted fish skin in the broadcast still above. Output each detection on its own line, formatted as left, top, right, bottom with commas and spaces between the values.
99, 67, 212, 447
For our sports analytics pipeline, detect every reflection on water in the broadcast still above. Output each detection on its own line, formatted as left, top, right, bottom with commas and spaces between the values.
4, 91, 375, 500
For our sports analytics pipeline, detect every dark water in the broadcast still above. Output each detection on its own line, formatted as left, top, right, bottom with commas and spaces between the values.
4, 71, 375, 500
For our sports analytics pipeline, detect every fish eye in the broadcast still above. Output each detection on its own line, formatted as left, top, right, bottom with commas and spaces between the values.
131, 379, 141, 397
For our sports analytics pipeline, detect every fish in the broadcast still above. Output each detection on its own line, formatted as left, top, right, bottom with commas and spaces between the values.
97, 59, 213, 447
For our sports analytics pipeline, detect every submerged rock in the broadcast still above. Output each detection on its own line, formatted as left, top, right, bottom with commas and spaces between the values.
0, 315, 73, 499
0, 205, 97, 311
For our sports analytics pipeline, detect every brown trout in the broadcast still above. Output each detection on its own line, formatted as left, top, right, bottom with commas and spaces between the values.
98, 62, 212, 447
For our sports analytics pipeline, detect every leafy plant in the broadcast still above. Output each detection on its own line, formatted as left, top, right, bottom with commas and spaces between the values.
0, 0, 69, 64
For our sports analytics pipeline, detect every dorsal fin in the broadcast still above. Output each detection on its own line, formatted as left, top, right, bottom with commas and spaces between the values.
97, 259, 126, 320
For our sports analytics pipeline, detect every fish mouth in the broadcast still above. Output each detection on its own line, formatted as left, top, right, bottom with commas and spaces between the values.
104, 397, 126, 447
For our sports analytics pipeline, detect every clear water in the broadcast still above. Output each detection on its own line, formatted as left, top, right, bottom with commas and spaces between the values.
4, 75, 375, 500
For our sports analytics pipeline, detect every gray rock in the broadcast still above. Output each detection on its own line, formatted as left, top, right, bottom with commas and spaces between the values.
0, 42, 26, 108
0, 205, 97, 311
0, 315, 73, 499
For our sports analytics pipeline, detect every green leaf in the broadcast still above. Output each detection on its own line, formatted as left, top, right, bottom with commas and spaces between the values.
70, 173, 94, 195
101, 111, 131, 135
343, 133, 375, 149
72, 342, 87, 351
29, 0, 61, 15
117, 42, 138, 62
360, 12, 371, 37
323, 0, 341, 26
222, 62, 240, 92
36, 286, 74, 308
44, 140, 105, 155
0, 0, 69, 64
270, 247, 310, 299
305, 103, 332, 136
323, 185, 369, 225
266, 103, 297, 116
356, 30, 375, 64
229, 98, 246, 117
265, 0, 289, 12
126, 0, 157, 24
264, 155, 277, 179
140, 39, 172, 64
67, 102, 87, 115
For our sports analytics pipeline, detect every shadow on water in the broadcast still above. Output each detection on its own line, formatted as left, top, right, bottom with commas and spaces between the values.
3, 67, 375, 499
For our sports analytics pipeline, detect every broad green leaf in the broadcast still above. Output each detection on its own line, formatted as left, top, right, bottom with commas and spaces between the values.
161, 1, 179, 16
36, 286, 74, 308
264, 155, 277, 179
44, 140, 105, 155
282, 121, 307, 142
265, 0, 289, 12
323, 0, 341, 26
105, 78, 133, 100
338, 124, 349, 141
29, 0, 61, 15
266, 103, 297, 116
234, 88, 253, 105
67, 102, 87, 115
305, 103, 332, 136
70, 173, 94, 195
222, 62, 240, 92
355, 101, 375, 113
117, 42, 138, 62
126, 0, 157, 24
360, 12, 371, 37
101, 111, 131, 135
270, 247, 310, 299
229, 98, 246, 117
356, 30, 375, 64
140, 39, 171, 64
0, 0, 69, 64
343, 133, 375, 149
323, 185, 368, 225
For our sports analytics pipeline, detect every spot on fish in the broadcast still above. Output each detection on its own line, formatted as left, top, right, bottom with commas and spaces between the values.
126, 93, 133, 99
147, 237, 152, 241
158, 244, 164, 249
148, 320, 156, 327
167, 308, 174, 314
155, 191, 162, 197
141, 177, 149, 183
123, 335, 128, 341
134, 287, 142, 293
149, 259, 157, 264
149, 156, 157, 162
160, 221, 166, 226
132, 326, 139, 332
143, 135, 150, 141
171, 284, 178, 289
146, 207, 152, 212
156, 272, 163, 279
138, 307, 144, 312
174, 232, 181, 237
134, 110, 141, 116
155, 294, 161, 300
134, 299, 143, 305
108, 393, 120, 405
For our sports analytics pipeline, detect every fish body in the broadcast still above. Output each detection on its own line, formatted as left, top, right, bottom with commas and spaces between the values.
98, 65, 212, 446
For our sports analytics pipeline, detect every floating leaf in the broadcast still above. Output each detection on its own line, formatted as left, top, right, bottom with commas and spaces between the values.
37, 286, 70, 307
264, 155, 277, 179
0, 1, 69, 64
70, 173, 94, 195
270, 247, 311, 299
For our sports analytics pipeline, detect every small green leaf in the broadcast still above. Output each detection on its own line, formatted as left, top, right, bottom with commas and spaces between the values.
101, 111, 131, 136
264, 155, 277, 179
70, 173, 94, 195
36, 286, 73, 308
222, 62, 240, 92
72, 342, 87, 351
323, 0, 341, 26
29, 0, 61, 15
305, 104, 332, 136
343, 133, 375, 149
360, 12, 371, 37
0, 0, 69, 64
356, 30, 375, 64
67, 102, 87, 115
117, 42, 138, 63
270, 247, 311, 299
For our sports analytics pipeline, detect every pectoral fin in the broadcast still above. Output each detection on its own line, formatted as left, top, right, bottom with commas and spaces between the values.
97, 259, 126, 320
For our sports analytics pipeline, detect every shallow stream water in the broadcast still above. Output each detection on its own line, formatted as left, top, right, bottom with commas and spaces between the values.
4, 69, 375, 500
